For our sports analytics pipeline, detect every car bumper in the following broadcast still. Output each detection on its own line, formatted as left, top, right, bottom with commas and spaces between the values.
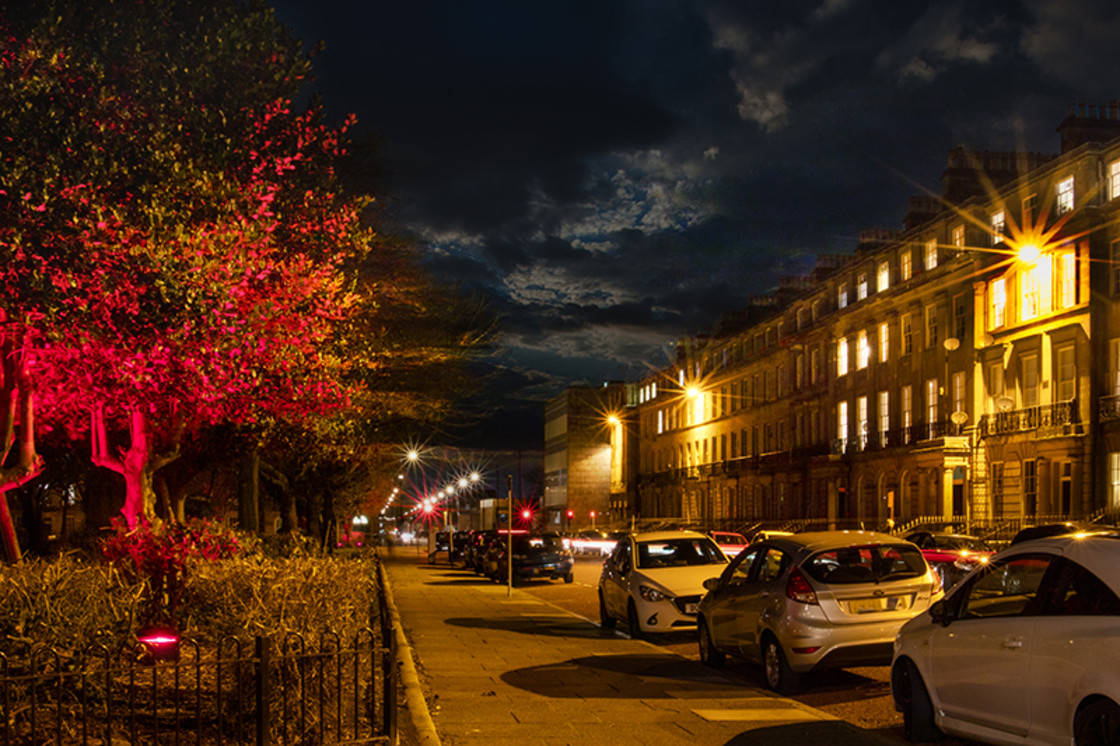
777, 617, 910, 673
632, 596, 700, 633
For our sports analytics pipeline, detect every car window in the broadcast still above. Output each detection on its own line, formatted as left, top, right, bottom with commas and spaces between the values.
953, 553, 1055, 620
906, 532, 932, 549
752, 547, 789, 582
610, 541, 631, 571
1043, 559, 1120, 616
636, 538, 726, 568
723, 547, 760, 588
803, 544, 926, 584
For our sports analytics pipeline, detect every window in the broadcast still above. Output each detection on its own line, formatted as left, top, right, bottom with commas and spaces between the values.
1112, 240, 1120, 296
1111, 453, 1120, 509
952, 370, 966, 416
837, 338, 849, 375
991, 210, 1006, 246
857, 396, 869, 448
810, 347, 821, 384
1021, 263, 1040, 320
926, 378, 939, 430
1023, 353, 1039, 407
1056, 176, 1074, 215
953, 294, 967, 341
1024, 459, 1038, 514
951, 224, 965, 249
838, 283, 848, 310
812, 299, 822, 322
901, 385, 913, 441
877, 260, 890, 292
878, 322, 889, 363
795, 353, 805, 388
837, 401, 849, 445
1022, 194, 1038, 226
925, 305, 939, 348
1057, 249, 1077, 309
924, 238, 938, 270
1112, 159, 1120, 201
857, 330, 870, 369
878, 390, 890, 441
1111, 339, 1120, 396
951, 554, 1055, 620
990, 277, 1007, 328
1057, 344, 1075, 402
991, 461, 1005, 515
657, 410, 664, 434
988, 361, 1005, 413
901, 313, 913, 355
900, 248, 912, 281
857, 273, 869, 300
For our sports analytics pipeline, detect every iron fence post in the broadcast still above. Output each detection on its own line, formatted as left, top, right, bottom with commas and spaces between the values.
256, 636, 270, 746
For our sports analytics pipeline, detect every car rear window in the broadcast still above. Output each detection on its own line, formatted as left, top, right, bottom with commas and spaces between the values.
514, 535, 565, 552
803, 544, 927, 584
636, 538, 726, 568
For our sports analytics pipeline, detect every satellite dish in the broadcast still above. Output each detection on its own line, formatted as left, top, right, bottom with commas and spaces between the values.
943, 337, 960, 352
951, 411, 969, 426
995, 396, 1014, 412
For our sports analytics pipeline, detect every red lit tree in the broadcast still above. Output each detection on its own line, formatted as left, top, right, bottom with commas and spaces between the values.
0, 1, 379, 535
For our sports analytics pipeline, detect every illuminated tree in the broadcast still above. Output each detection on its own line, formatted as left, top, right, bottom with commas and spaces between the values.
0, 0, 371, 532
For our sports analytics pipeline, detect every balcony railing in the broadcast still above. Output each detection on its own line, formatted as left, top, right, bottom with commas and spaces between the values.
978, 401, 1078, 437
1100, 394, 1120, 422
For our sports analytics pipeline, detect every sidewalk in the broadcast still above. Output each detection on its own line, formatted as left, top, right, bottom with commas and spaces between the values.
381, 551, 900, 746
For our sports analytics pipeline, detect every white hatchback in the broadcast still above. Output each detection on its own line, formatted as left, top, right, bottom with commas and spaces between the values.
598, 531, 728, 637
891, 531, 1120, 745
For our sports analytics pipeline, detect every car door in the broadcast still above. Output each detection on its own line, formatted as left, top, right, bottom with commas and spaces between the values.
602, 540, 633, 618
1027, 557, 1120, 743
707, 547, 762, 650
728, 545, 789, 659
926, 552, 1058, 739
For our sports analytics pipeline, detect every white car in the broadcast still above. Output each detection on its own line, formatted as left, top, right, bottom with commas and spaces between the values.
891, 531, 1120, 745
598, 531, 728, 638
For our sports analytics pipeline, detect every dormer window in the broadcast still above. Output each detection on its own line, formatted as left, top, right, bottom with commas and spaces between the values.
857, 273, 868, 300
838, 282, 848, 310
877, 260, 890, 292
1056, 176, 1074, 216
900, 248, 912, 281
924, 238, 938, 270
990, 210, 1006, 246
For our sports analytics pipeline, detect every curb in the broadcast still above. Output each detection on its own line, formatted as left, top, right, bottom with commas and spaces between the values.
377, 555, 442, 746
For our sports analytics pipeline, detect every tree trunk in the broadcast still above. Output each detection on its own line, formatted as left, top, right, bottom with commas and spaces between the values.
238, 447, 260, 533
91, 406, 179, 529
0, 318, 43, 562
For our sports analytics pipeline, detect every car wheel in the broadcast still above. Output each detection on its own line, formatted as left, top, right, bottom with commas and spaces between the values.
563, 572, 574, 583
698, 618, 725, 668
598, 591, 616, 629
1075, 698, 1120, 746
893, 659, 942, 743
627, 599, 643, 640
761, 636, 799, 695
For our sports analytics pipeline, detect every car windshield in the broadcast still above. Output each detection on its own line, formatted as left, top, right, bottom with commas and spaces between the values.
803, 544, 927, 584
933, 535, 991, 552
636, 537, 726, 568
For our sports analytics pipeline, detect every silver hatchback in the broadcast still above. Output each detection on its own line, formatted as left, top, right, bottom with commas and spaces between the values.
696, 530, 942, 693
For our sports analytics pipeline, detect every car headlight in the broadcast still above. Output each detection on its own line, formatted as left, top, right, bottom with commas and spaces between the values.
638, 585, 669, 603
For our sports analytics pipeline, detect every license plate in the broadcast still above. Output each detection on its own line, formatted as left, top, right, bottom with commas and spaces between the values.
850, 596, 910, 614
685, 602, 699, 614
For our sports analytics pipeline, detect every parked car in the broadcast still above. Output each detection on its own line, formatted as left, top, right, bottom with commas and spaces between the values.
892, 531, 1120, 745
483, 532, 574, 584
1009, 521, 1119, 545
598, 531, 728, 638
904, 531, 994, 590
467, 530, 498, 574
696, 530, 942, 694
707, 530, 750, 557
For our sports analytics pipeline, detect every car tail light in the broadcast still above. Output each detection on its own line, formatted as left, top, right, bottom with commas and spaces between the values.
786, 567, 818, 605
930, 566, 943, 595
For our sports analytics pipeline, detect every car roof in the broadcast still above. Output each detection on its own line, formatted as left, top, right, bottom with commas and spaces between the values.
760, 530, 910, 552
997, 531, 1120, 570
629, 530, 714, 542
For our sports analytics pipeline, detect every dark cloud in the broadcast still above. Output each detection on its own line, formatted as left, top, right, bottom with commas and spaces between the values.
271, 0, 1119, 450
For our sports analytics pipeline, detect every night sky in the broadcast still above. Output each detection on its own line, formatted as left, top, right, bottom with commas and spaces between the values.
270, 0, 1120, 451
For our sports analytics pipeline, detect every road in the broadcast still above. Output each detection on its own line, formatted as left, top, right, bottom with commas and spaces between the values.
501, 554, 974, 746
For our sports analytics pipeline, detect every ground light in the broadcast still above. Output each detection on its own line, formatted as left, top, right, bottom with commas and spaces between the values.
136, 625, 180, 663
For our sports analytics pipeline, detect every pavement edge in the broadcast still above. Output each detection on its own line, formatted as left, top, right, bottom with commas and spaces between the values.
378, 555, 442, 746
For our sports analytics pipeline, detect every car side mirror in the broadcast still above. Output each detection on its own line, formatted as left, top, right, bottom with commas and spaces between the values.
702, 577, 720, 593
929, 599, 951, 627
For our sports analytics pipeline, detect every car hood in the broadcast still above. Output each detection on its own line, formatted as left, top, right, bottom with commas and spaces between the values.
632, 565, 724, 596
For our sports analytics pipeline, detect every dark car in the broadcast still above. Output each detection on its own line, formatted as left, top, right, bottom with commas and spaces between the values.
467, 530, 498, 574
483, 532, 574, 585
904, 531, 994, 590
1009, 522, 1118, 545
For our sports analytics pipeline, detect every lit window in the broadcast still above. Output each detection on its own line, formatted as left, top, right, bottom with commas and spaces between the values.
878, 321, 889, 363
837, 338, 849, 375
953, 370, 966, 415
657, 409, 664, 434
1111, 339, 1120, 397
1056, 176, 1074, 216
838, 282, 848, 309
1021, 264, 1040, 320
837, 401, 849, 444
900, 248, 912, 281
924, 238, 938, 270
990, 277, 1006, 328
901, 385, 913, 441
857, 330, 870, 369
877, 260, 890, 292
1111, 160, 1120, 201
878, 390, 889, 441
951, 224, 965, 248
1057, 345, 1075, 402
926, 378, 939, 429
1058, 249, 1076, 308
987, 361, 1005, 413
925, 305, 938, 348
991, 210, 1006, 246
857, 396, 868, 447
1110, 453, 1120, 510
901, 312, 913, 355
1023, 354, 1039, 407
857, 273, 868, 300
